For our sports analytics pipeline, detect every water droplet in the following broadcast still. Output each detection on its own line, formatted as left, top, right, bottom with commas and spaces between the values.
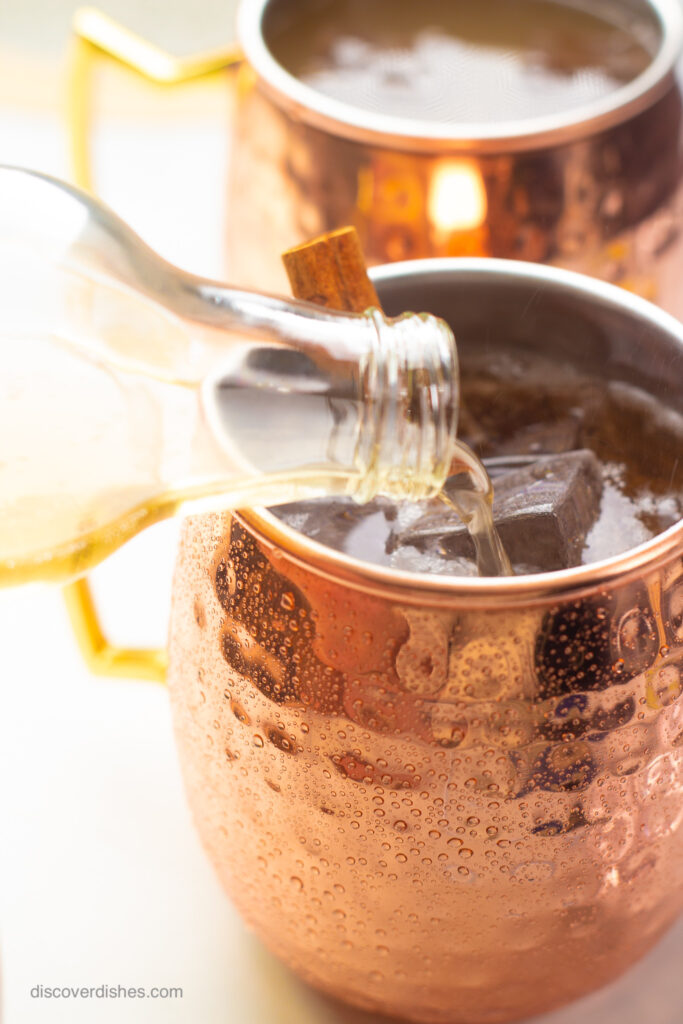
231, 701, 250, 725
253, 734, 264, 748
193, 598, 206, 629
394, 819, 408, 832
513, 860, 555, 883
267, 727, 296, 755
290, 876, 304, 891
280, 592, 296, 611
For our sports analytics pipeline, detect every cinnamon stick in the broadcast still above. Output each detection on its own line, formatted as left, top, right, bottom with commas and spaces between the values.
282, 227, 382, 314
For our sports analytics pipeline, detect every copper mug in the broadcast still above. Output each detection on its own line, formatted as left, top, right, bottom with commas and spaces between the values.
227, 0, 683, 307
70, 0, 683, 312
168, 258, 683, 1024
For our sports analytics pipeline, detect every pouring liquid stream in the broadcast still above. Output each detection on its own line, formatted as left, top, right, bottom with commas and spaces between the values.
439, 442, 513, 577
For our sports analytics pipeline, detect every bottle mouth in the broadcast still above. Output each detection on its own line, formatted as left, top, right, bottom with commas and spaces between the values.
353, 308, 459, 503
241, 0, 683, 152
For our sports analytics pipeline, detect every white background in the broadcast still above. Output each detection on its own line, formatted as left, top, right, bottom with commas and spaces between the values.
1, 2, 683, 1021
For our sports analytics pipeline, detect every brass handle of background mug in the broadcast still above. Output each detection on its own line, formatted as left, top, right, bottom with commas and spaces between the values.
65, 6, 243, 682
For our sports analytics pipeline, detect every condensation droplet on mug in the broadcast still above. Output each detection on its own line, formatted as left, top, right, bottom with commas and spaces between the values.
193, 598, 206, 629
514, 860, 555, 883
231, 700, 251, 726
267, 727, 297, 755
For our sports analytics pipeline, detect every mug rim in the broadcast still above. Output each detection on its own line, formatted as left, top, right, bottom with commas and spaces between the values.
240, 258, 683, 609
237, 0, 683, 153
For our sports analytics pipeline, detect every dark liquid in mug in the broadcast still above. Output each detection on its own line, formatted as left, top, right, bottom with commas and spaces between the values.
266, 0, 655, 124
277, 351, 683, 577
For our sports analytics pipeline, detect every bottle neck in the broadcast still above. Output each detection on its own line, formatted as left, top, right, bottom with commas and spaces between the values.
355, 308, 459, 502
203, 300, 459, 503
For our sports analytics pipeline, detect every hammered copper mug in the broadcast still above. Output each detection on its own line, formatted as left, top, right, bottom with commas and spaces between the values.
68, 0, 683, 310
168, 259, 683, 1024
227, 0, 683, 311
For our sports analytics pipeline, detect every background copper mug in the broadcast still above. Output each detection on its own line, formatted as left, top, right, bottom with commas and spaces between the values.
168, 258, 683, 1024
69, 0, 683, 310
63, 0, 683, 674
228, 0, 683, 308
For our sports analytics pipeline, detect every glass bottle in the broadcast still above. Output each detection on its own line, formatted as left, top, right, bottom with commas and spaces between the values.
0, 166, 459, 586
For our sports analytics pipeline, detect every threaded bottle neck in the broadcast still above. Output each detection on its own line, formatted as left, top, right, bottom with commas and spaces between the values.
352, 308, 459, 503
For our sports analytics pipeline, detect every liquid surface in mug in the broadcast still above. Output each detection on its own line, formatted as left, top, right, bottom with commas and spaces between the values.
277, 350, 683, 576
266, 0, 655, 124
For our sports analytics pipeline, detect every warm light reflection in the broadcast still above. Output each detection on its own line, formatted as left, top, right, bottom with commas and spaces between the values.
428, 159, 488, 233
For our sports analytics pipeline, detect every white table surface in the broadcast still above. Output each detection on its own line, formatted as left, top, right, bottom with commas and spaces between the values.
1, 31, 683, 1024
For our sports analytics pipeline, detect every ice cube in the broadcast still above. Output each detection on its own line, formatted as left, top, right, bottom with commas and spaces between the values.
276, 496, 395, 565
494, 415, 582, 456
389, 544, 479, 577
394, 451, 604, 573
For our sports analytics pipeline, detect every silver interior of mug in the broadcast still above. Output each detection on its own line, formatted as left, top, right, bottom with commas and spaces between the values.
238, 0, 683, 149
242, 259, 683, 604
373, 260, 683, 416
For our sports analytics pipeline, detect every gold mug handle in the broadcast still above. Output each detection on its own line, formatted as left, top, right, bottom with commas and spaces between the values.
65, 6, 243, 682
